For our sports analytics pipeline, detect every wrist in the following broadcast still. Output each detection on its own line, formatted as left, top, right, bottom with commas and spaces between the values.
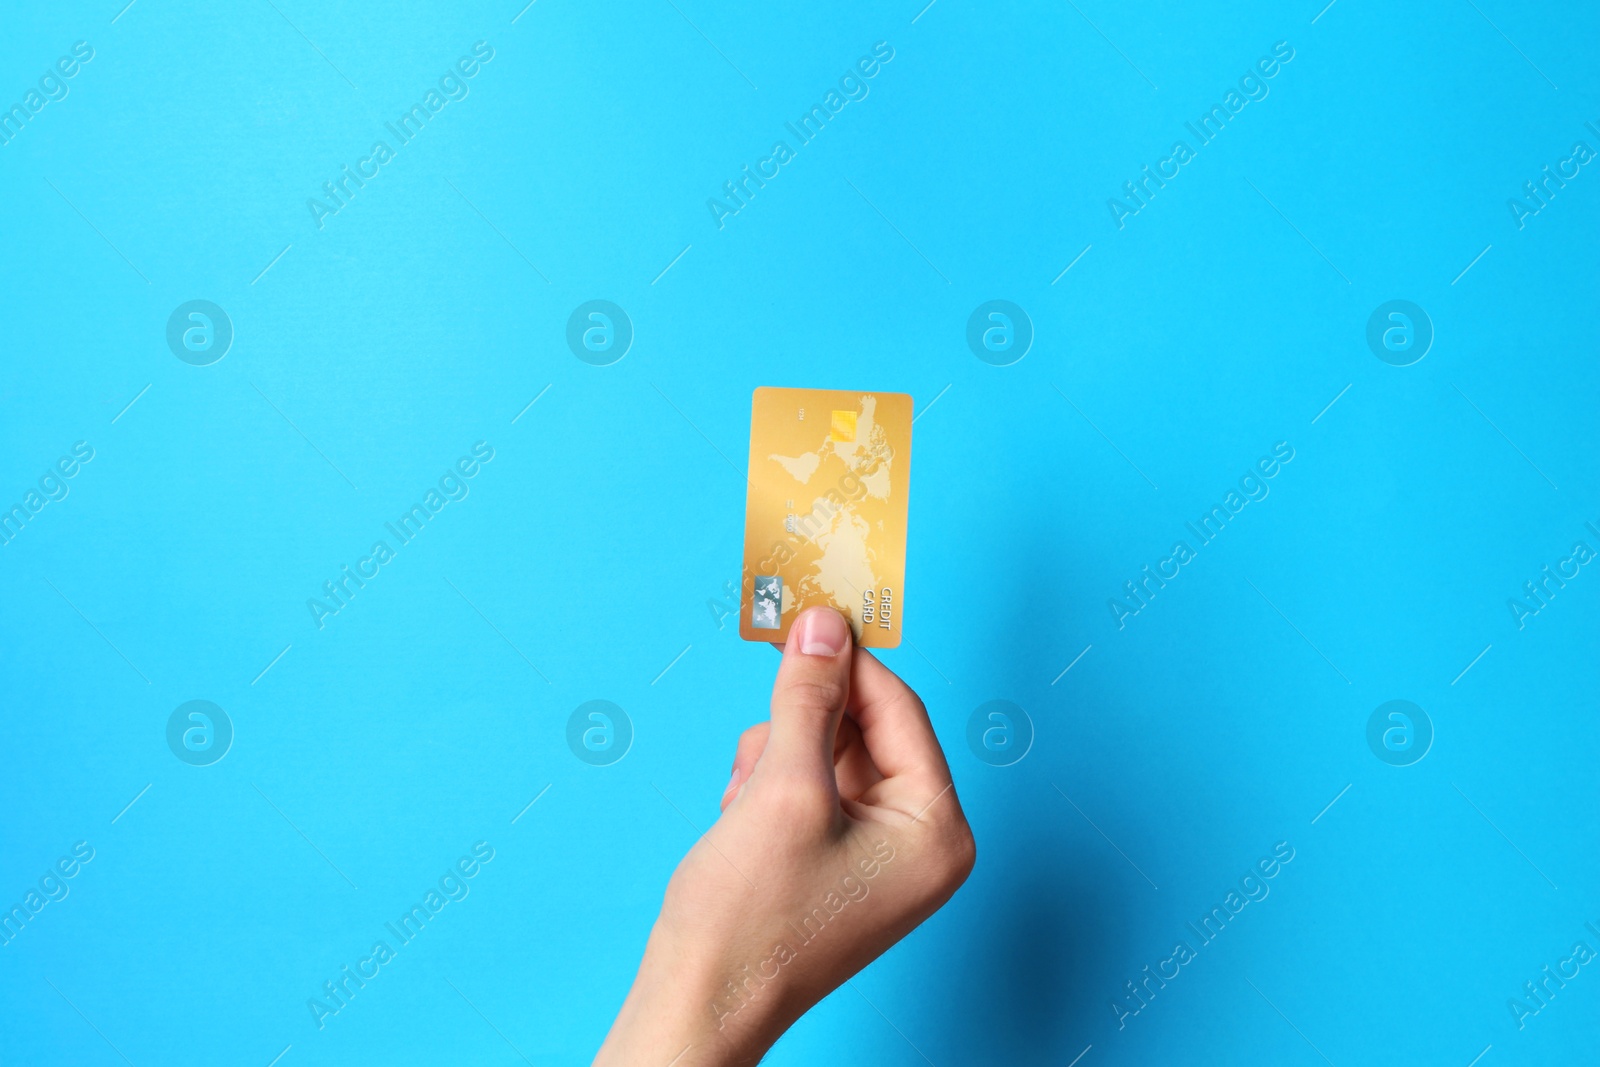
596, 924, 786, 1066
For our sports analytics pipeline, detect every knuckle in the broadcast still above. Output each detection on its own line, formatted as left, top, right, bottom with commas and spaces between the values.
779, 675, 847, 716
882, 682, 927, 717
914, 829, 974, 893
755, 774, 834, 825
915, 802, 976, 883
946, 822, 977, 882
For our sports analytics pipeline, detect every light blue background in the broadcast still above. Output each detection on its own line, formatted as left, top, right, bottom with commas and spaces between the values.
2, 1, 1596, 1064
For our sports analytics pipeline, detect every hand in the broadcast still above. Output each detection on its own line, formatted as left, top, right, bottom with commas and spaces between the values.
594, 606, 976, 1066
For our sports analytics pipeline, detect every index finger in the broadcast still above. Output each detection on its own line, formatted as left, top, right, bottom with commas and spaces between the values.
847, 647, 952, 790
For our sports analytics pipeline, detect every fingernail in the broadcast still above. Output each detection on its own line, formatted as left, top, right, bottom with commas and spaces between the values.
721, 766, 741, 802
794, 607, 849, 657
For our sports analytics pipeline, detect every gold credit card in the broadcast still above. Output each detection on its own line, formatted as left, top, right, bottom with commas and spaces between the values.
740, 387, 912, 648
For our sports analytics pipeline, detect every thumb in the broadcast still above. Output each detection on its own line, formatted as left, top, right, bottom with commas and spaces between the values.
762, 606, 854, 785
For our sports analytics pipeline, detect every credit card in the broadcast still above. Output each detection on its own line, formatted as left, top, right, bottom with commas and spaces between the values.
740, 387, 912, 648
